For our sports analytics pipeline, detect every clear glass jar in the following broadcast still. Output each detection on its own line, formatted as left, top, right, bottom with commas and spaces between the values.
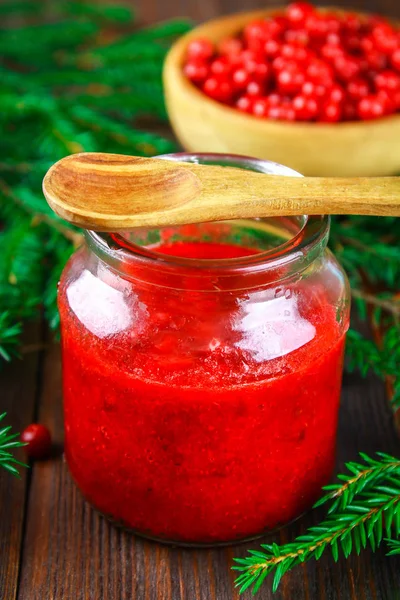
58, 153, 350, 546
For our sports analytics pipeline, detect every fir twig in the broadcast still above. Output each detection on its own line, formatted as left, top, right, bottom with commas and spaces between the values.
387, 539, 400, 555
0, 412, 27, 477
351, 289, 400, 320
346, 327, 400, 410
233, 453, 400, 594
0, 313, 22, 362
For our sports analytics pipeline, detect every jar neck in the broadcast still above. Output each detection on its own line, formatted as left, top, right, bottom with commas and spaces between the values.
86, 217, 329, 292
84, 153, 330, 292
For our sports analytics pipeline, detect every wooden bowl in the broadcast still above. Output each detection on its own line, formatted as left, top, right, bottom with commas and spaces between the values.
164, 8, 400, 177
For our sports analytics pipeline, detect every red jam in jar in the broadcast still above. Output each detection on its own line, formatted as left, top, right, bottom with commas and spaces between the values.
58, 154, 350, 545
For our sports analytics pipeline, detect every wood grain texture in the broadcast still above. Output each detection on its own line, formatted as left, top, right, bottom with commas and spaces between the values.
9, 340, 400, 600
43, 152, 400, 231
0, 324, 41, 600
163, 7, 400, 177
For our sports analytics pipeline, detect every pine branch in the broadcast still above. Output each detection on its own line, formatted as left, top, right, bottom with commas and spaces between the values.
313, 452, 400, 512
387, 539, 400, 555
0, 313, 22, 362
0, 412, 27, 477
346, 327, 400, 410
233, 453, 400, 594
351, 289, 400, 320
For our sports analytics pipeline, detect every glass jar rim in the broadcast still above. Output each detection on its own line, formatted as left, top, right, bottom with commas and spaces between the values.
85, 153, 330, 278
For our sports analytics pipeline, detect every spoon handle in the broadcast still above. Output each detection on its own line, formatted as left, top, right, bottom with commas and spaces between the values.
183, 166, 400, 222
43, 153, 400, 231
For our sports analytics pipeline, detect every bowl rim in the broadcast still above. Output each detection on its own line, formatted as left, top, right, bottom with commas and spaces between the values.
164, 5, 400, 132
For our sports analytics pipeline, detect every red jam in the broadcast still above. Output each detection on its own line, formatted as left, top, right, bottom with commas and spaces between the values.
59, 240, 346, 544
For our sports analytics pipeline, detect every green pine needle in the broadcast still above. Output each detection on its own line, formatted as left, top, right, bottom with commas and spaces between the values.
346, 327, 400, 410
387, 539, 400, 555
233, 453, 400, 594
0, 313, 22, 362
0, 1, 190, 372
0, 412, 27, 477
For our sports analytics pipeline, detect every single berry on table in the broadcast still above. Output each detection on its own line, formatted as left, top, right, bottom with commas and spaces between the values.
21, 424, 52, 459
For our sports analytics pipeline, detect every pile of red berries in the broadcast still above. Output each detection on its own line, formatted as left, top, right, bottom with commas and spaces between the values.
183, 2, 400, 122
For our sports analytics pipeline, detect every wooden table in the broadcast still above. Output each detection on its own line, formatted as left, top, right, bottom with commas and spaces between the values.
2, 0, 400, 598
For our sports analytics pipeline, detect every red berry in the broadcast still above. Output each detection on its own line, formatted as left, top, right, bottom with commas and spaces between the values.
270, 16, 289, 35
343, 13, 362, 33
376, 90, 396, 114
302, 80, 328, 99
374, 70, 400, 92
360, 35, 374, 54
347, 78, 370, 99
203, 77, 233, 103
329, 83, 345, 104
184, 61, 209, 83
264, 39, 280, 58
284, 28, 310, 45
21, 424, 52, 459
252, 97, 270, 117
272, 56, 288, 72
267, 93, 282, 107
281, 43, 309, 62
210, 57, 232, 77
372, 24, 398, 54
334, 55, 360, 82
246, 80, 264, 96
319, 101, 342, 122
293, 94, 319, 120
236, 95, 254, 113
239, 50, 265, 74
365, 50, 387, 71
232, 68, 251, 90
392, 48, 400, 72
344, 34, 362, 52
244, 20, 271, 52
279, 100, 296, 120
305, 13, 337, 38
342, 100, 358, 121
286, 2, 314, 27
250, 61, 271, 83
218, 37, 243, 57
320, 42, 344, 62
277, 63, 305, 94
186, 38, 214, 61
263, 17, 287, 38
307, 59, 334, 85
357, 94, 387, 120
267, 105, 290, 120
326, 32, 341, 46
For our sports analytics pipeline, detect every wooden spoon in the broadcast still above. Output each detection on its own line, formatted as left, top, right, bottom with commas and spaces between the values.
42, 152, 400, 231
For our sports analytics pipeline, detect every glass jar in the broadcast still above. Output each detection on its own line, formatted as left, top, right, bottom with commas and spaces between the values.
58, 153, 350, 546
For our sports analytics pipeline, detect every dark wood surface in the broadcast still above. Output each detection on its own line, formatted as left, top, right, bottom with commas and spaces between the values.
2, 0, 400, 598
